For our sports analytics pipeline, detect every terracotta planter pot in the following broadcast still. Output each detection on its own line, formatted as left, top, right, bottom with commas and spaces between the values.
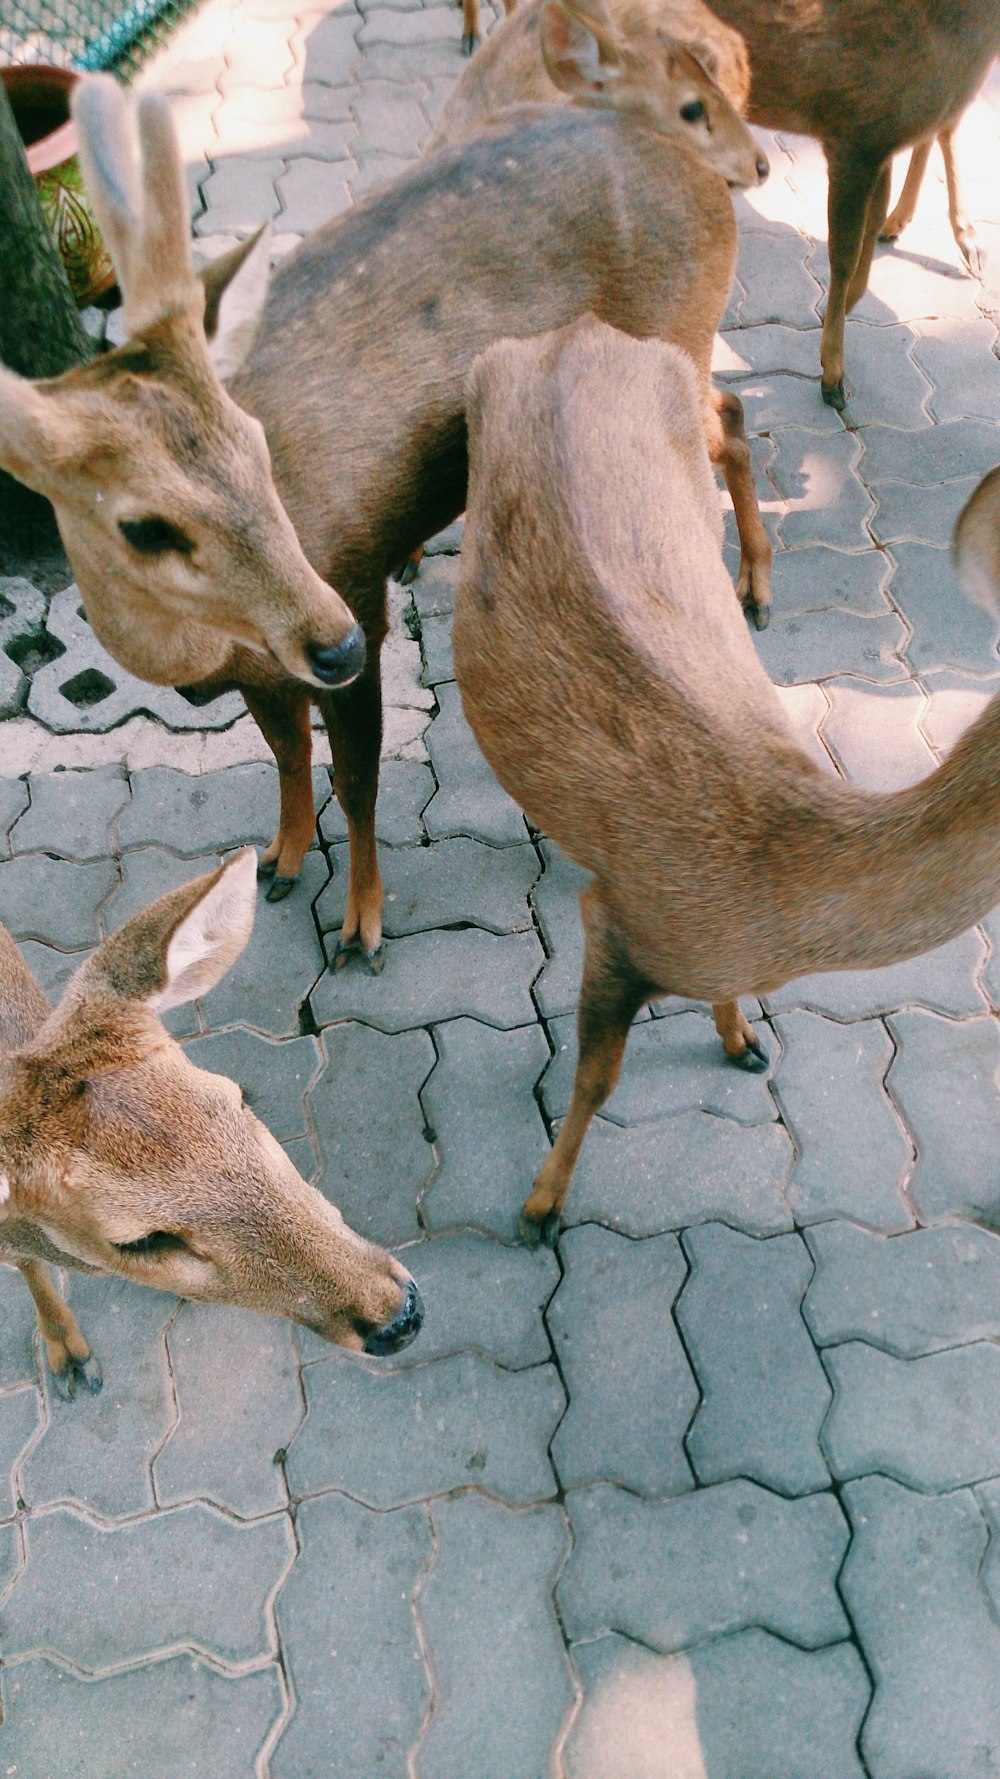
1, 64, 116, 306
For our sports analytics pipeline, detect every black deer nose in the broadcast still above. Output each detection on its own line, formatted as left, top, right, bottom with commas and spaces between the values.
306, 623, 366, 686
364, 1279, 424, 1356
755, 152, 770, 184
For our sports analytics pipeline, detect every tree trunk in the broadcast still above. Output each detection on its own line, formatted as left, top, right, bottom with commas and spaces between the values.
0, 77, 92, 561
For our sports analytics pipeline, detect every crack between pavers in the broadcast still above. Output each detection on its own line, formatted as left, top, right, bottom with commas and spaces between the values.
0, 1638, 283, 1684
405, 1499, 441, 1779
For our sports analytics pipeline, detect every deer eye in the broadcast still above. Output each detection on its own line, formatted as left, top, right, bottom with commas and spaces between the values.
114, 1230, 187, 1257
680, 99, 706, 122
119, 517, 194, 557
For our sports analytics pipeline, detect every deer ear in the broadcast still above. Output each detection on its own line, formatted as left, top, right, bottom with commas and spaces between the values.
200, 224, 273, 381
0, 365, 63, 497
541, 0, 622, 96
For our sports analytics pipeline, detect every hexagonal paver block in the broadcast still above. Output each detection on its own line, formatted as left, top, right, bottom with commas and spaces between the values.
420, 1017, 551, 1241
805, 1220, 1000, 1357
770, 1011, 913, 1230
312, 927, 543, 1033
768, 543, 892, 616
271, 1492, 431, 1779
558, 1479, 850, 1650
542, 1009, 775, 1129
548, 1225, 697, 1496
4, 1503, 292, 1669
820, 677, 936, 788
117, 763, 329, 855
317, 834, 539, 938
859, 417, 1000, 488
0, 775, 29, 855
764, 926, 988, 1020
891, 542, 1000, 673
308, 1021, 436, 1246
182, 1029, 321, 1143
768, 430, 874, 552
417, 1494, 573, 1779
0, 854, 118, 948
823, 1340, 1000, 1490
887, 1009, 1000, 1223
0, 1387, 41, 1516
755, 604, 907, 685
0, 1656, 283, 1779
10, 767, 129, 860
319, 758, 435, 847
289, 1350, 563, 1507
201, 851, 329, 1038
842, 1476, 1000, 1779
423, 682, 527, 846
677, 1225, 831, 1494
565, 1630, 869, 1779
0, 1263, 43, 1389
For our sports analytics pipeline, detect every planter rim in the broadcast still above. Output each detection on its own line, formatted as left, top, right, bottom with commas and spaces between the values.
1, 65, 80, 177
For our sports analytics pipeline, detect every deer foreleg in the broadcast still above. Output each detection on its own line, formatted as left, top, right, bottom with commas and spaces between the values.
321, 653, 385, 973
705, 386, 772, 629
845, 161, 891, 312
19, 1260, 102, 1400
821, 151, 886, 409
461, 0, 480, 53
242, 681, 316, 901
712, 999, 768, 1072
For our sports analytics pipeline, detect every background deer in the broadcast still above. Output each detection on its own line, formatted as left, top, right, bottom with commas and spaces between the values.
0, 32, 767, 970
453, 317, 1000, 1245
435, 0, 999, 408
0, 850, 423, 1398
880, 122, 983, 274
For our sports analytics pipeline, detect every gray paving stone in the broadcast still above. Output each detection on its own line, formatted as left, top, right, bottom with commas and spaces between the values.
318, 834, 538, 938
22, 1276, 176, 1518
357, 5, 454, 44
842, 1476, 1000, 1779
677, 1225, 831, 1494
820, 676, 936, 787
15, 939, 86, 1011
351, 76, 427, 157
565, 1630, 868, 1779
548, 1225, 696, 1496
313, 926, 543, 1032
922, 669, 1000, 755
542, 1009, 775, 1129
297, 7, 362, 84
0, 574, 46, 652
754, 604, 908, 685
0, 1264, 43, 1390
0, 776, 28, 853
892, 540, 1000, 672
117, 762, 328, 854
912, 317, 1000, 423
769, 543, 892, 616
770, 1012, 913, 1231
5, 1503, 292, 1668
182, 1029, 321, 1142
423, 681, 528, 846
289, 1349, 563, 1505
733, 229, 822, 328
859, 417, 1000, 486
276, 156, 354, 231
418, 1494, 572, 1779
725, 372, 846, 437
531, 837, 593, 1018
824, 1340, 1000, 1490
419, 608, 453, 686
199, 156, 283, 232
0, 1655, 283, 1778
104, 845, 217, 932
719, 320, 824, 380
887, 1009, 1000, 1223
559, 1478, 849, 1650
0, 1518, 20, 1603
0, 1388, 40, 1518
271, 1491, 431, 1779
221, 14, 295, 88
419, 1017, 551, 1240
869, 470, 983, 546
830, 319, 932, 429
564, 1111, 795, 1238
203, 850, 329, 1037
0, 853, 118, 948
412, 552, 460, 618
309, 1021, 436, 1246
805, 1220, 1000, 1356
764, 927, 988, 1019
10, 766, 129, 860
155, 1304, 301, 1514
319, 757, 435, 846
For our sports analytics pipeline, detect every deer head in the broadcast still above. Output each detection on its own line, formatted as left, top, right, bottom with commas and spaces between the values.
0, 76, 365, 694
0, 850, 422, 1396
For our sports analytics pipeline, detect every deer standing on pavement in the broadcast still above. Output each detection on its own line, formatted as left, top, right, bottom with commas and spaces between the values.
435, 0, 999, 408
0, 33, 768, 970
880, 122, 984, 275
0, 850, 423, 1397
453, 317, 1000, 1245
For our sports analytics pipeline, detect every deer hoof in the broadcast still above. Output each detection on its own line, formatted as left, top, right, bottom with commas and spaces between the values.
519, 1207, 561, 1249
265, 875, 299, 903
821, 379, 847, 412
257, 856, 277, 880
461, 30, 479, 53
332, 936, 385, 974
961, 237, 984, 280
397, 554, 421, 586
729, 1033, 769, 1074
52, 1352, 103, 1401
748, 599, 770, 633
366, 942, 386, 976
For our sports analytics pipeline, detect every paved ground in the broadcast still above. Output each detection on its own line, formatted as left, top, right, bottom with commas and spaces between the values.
2, 4, 1000, 1775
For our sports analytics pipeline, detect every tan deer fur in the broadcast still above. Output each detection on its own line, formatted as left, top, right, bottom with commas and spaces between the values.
0, 851, 422, 1396
0, 24, 768, 969
453, 317, 1000, 1245
880, 123, 982, 274
432, 0, 999, 409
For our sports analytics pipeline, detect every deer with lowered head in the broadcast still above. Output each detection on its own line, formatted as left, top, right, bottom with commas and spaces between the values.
0, 849, 423, 1398
453, 316, 1000, 1245
0, 26, 768, 970
432, 0, 998, 408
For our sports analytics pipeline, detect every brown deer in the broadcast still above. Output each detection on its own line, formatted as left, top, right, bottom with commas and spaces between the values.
432, 0, 999, 408
453, 316, 1000, 1245
0, 36, 768, 969
880, 123, 983, 274
0, 849, 423, 1397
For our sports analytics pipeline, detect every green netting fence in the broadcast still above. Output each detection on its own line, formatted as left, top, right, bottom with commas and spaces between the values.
0, 0, 201, 78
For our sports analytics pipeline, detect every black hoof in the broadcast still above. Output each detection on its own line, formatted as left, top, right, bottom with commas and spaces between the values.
748, 601, 770, 633
461, 30, 479, 53
519, 1208, 560, 1249
52, 1353, 103, 1401
266, 875, 298, 903
729, 1034, 769, 1074
333, 936, 386, 974
397, 556, 420, 587
822, 379, 847, 412
257, 856, 277, 879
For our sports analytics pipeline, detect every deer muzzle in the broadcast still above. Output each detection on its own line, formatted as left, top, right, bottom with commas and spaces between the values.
305, 622, 367, 687
363, 1276, 424, 1355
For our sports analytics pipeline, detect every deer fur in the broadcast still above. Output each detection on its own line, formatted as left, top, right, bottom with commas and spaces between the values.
880, 124, 982, 275
0, 24, 768, 969
453, 317, 1000, 1244
0, 851, 423, 1396
432, 0, 998, 408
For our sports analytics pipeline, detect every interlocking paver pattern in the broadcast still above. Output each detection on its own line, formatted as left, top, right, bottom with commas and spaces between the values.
2, 6, 1000, 1770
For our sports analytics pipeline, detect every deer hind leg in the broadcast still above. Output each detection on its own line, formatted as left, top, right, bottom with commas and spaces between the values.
705, 386, 773, 630
321, 651, 385, 973
845, 162, 891, 312
712, 999, 768, 1072
242, 682, 317, 902
940, 125, 981, 276
821, 151, 888, 409
461, 0, 480, 53
18, 1260, 102, 1400
520, 887, 651, 1248
880, 139, 933, 243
